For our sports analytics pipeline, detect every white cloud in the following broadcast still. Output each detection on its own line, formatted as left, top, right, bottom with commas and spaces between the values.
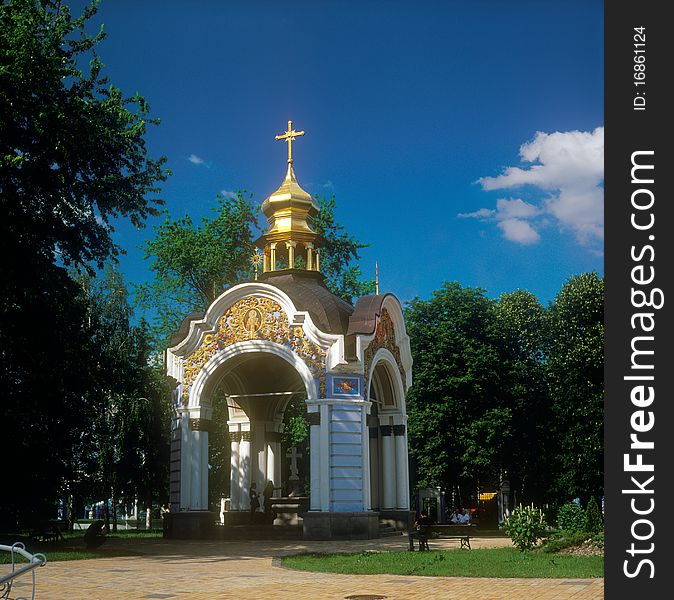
498, 218, 540, 245
188, 154, 205, 165
463, 127, 604, 248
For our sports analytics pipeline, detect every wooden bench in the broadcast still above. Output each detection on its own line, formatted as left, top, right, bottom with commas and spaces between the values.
428, 524, 476, 549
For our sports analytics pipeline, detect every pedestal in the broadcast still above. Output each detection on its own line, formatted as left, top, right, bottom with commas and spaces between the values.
163, 511, 215, 539
302, 511, 379, 540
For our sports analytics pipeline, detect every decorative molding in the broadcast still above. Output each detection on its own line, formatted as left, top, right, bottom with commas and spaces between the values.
393, 424, 406, 436
181, 296, 326, 402
189, 418, 212, 432
364, 308, 405, 390
380, 425, 394, 437
240, 431, 252, 442
307, 412, 321, 426
229, 432, 242, 443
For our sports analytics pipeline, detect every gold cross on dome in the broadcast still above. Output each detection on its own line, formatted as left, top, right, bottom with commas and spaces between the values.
275, 120, 305, 164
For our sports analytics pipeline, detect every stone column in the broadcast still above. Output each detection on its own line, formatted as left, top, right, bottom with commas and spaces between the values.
394, 423, 409, 509
380, 424, 396, 509
179, 411, 191, 510
368, 427, 380, 510
229, 432, 240, 510
307, 408, 321, 510
189, 419, 210, 510
239, 430, 252, 511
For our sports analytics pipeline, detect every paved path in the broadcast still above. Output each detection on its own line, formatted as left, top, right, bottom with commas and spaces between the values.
11, 535, 603, 600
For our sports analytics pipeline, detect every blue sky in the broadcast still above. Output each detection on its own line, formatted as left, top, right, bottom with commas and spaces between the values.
81, 0, 603, 308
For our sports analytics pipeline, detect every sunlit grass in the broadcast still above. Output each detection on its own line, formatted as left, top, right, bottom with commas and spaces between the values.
282, 547, 604, 578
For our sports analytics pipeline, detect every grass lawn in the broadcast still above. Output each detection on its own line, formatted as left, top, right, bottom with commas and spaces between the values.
281, 547, 604, 579
0, 529, 163, 564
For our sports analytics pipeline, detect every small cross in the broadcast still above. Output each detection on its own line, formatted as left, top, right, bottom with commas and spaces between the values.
275, 120, 305, 164
286, 446, 303, 480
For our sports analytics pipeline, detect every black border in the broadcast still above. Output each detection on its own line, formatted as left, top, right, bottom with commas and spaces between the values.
605, 2, 672, 596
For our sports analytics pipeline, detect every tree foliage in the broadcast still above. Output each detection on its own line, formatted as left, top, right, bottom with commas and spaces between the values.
545, 273, 604, 503
1, 0, 168, 269
405, 275, 603, 508
1, 0, 169, 529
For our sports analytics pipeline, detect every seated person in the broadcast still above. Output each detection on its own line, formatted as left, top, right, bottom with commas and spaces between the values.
408, 509, 432, 551
457, 508, 472, 524
449, 508, 461, 524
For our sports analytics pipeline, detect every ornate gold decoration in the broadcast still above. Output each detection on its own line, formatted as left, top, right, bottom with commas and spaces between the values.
254, 120, 322, 274
181, 296, 326, 402
364, 308, 406, 391
250, 251, 262, 280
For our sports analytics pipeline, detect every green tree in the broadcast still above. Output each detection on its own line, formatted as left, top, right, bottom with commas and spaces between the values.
405, 282, 511, 501
311, 195, 374, 302
493, 290, 551, 506
545, 272, 604, 503
135, 192, 258, 344
82, 266, 171, 531
0, 0, 168, 528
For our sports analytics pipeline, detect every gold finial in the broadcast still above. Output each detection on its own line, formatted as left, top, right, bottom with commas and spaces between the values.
250, 250, 263, 280
375, 261, 379, 295
275, 119, 305, 164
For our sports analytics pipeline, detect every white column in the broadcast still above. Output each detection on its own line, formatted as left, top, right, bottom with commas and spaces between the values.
319, 403, 330, 511
394, 425, 409, 509
309, 416, 321, 510
254, 426, 266, 489
179, 412, 191, 510
229, 433, 240, 510
266, 438, 275, 488
273, 441, 282, 493
191, 429, 202, 509
362, 405, 372, 511
369, 430, 379, 510
199, 430, 209, 510
380, 425, 396, 509
239, 432, 251, 511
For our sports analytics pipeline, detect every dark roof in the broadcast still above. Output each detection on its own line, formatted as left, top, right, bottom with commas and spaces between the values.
169, 309, 205, 347
347, 294, 390, 336
259, 270, 354, 334
168, 271, 356, 348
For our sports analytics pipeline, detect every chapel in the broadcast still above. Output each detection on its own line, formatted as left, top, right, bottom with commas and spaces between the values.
165, 121, 413, 539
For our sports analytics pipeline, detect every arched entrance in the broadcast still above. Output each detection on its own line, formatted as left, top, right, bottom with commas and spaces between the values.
179, 340, 315, 520
367, 352, 410, 514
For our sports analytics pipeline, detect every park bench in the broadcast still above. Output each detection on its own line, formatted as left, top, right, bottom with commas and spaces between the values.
428, 524, 476, 549
30, 522, 64, 543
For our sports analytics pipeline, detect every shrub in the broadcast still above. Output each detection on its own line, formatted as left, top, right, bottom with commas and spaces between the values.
556, 502, 586, 533
585, 497, 603, 535
504, 504, 547, 552
541, 531, 589, 553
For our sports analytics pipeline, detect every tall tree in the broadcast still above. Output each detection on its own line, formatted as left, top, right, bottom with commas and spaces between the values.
0, 0, 168, 528
405, 282, 511, 502
545, 272, 604, 503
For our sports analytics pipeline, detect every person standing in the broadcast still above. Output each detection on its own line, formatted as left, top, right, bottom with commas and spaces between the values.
249, 482, 260, 523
